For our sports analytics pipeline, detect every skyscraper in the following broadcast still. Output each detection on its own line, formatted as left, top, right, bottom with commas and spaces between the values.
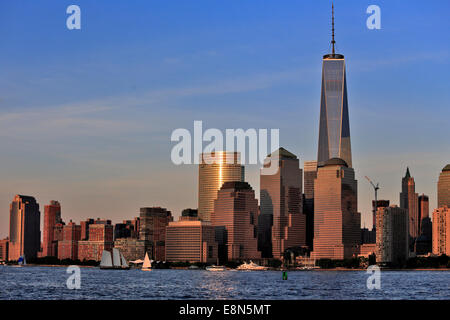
303, 160, 317, 250
43, 200, 63, 257
259, 148, 305, 259
418, 194, 429, 229
9, 195, 41, 261
376, 206, 409, 265
212, 181, 260, 261
317, 4, 352, 168
432, 206, 450, 256
198, 151, 244, 222
139, 207, 173, 261
438, 164, 450, 208
400, 167, 419, 248
372, 200, 390, 231
312, 158, 360, 260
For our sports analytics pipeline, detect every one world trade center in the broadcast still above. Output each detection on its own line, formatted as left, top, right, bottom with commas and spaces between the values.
317, 4, 352, 168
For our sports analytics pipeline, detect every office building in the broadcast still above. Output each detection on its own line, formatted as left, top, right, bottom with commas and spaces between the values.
259, 148, 305, 259
9, 195, 41, 261
139, 207, 173, 261
165, 219, 217, 263
212, 181, 260, 261
312, 158, 361, 260
400, 168, 419, 249
198, 151, 244, 222
317, 5, 352, 168
438, 164, 450, 208
303, 160, 317, 250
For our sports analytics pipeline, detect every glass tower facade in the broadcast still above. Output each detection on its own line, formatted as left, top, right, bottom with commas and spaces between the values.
317, 53, 352, 168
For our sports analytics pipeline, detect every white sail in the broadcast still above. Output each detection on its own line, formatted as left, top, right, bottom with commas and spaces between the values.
100, 250, 113, 268
120, 253, 129, 268
142, 252, 151, 269
112, 248, 121, 267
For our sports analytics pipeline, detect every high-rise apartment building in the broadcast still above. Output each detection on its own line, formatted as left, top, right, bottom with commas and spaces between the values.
432, 206, 450, 256
372, 200, 390, 231
376, 206, 409, 265
259, 148, 305, 259
78, 223, 114, 261
80, 218, 94, 241
165, 219, 217, 263
400, 168, 419, 248
139, 207, 173, 261
317, 5, 352, 168
58, 221, 81, 260
42, 200, 63, 257
303, 160, 317, 250
438, 164, 450, 208
212, 181, 260, 261
198, 151, 244, 222
312, 158, 360, 260
9, 195, 41, 261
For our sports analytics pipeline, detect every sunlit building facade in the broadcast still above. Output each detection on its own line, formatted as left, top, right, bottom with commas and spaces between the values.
376, 206, 409, 265
165, 220, 217, 263
42, 200, 63, 257
212, 181, 260, 261
198, 152, 244, 222
259, 148, 305, 259
312, 158, 360, 260
317, 53, 352, 168
9, 195, 41, 261
438, 164, 450, 208
432, 206, 450, 256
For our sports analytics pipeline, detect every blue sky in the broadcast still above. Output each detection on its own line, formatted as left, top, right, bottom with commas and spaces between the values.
0, 0, 449, 238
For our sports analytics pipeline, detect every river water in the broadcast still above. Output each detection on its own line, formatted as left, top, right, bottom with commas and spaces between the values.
0, 266, 448, 300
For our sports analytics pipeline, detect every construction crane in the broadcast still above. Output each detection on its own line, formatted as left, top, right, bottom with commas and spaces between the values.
365, 176, 380, 224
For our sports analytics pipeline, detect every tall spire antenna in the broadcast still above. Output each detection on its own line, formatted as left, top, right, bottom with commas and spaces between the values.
331, 3, 335, 55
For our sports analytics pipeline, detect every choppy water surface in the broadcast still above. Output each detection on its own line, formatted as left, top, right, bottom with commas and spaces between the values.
0, 266, 448, 300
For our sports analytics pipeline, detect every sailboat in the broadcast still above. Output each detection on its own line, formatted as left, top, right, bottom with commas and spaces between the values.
15, 255, 26, 267
100, 248, 130, 270
141, 252, 152, 271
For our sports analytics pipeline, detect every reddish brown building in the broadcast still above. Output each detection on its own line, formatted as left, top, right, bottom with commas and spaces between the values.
0, 238, 9, 261
139, 207, 173, 261
80, 219, 94, 241
42, 200, 63, 257
432, 206, 450, 256
78, 223, 114, 261
312, 158, 361, 260
400, 167, 419, 249
165, 220, 217, 263
259, 148, 306, 259
58, 221, 81, 260
212, 181, 260, 261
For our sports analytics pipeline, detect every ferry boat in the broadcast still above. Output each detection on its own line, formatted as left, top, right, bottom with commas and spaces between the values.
236, 261, 268, 271
205, 265, 226, 271
100, 249, 130, 270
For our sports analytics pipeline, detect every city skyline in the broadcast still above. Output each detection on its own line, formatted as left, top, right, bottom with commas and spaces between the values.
1, 1, 450, 238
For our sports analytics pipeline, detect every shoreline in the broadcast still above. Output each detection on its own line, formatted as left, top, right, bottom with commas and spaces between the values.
3, 264, 449, 271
